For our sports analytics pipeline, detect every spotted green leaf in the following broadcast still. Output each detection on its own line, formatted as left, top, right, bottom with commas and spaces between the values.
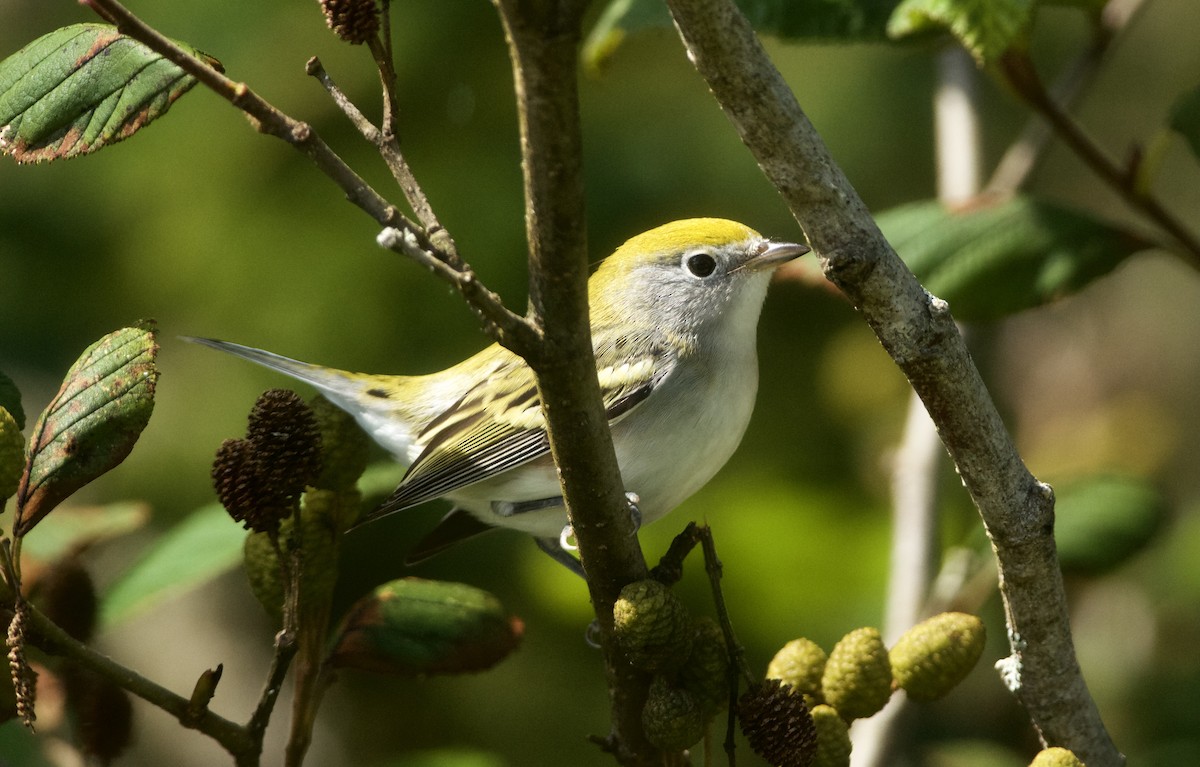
0, 23, 220, 163
15, 322, 158, 536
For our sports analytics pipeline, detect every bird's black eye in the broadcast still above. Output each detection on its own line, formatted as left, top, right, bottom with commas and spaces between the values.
685, 252, 717, 278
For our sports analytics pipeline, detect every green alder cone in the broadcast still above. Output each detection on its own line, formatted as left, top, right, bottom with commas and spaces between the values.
676, 616, 729, 714
613, 579, 693, 672
308, 395, 370, 496
243, 528, 285, 621
767, 637, 828, 705
810, 704, 852, 767
1029, 747, 1086, 767
305, 485, 363, 539
0, 407, 24, 500
889, 612, 986, 702
243, 499, 339, 622
821, 627, 893, 721
641, 675, 707, 752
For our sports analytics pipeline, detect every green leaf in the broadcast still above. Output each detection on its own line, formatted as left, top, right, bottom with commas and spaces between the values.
17, 502, 149, 565
584, 0, 903, 70
887, 0, 1032, 63
15, 322, 158, 536
329, 578, 524, 676
736, 0, 902, 40
1168, 83, 1200, 161
1054, 476, 1168, 576
878, 196, 1153, 321
100, 503, 246, 627
0, 370, 24, 430
0, 407, 23, 502
583, 0, 671, 74
0, 23, 219, 163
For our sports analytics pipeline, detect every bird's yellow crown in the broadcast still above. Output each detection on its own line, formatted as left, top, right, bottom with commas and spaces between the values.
596, 218, 760, 277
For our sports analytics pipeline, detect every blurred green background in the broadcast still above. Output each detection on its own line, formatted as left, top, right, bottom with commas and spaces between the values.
2, 0, 1200, 765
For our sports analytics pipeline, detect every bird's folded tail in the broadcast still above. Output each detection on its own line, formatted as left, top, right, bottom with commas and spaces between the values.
181, 336, 370, 402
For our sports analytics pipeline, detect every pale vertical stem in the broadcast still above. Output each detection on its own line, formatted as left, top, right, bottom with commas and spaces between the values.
851, 45, 982, 767
934, 47, 982, 207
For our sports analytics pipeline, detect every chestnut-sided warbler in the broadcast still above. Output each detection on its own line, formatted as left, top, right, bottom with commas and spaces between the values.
188, 218, 807, 572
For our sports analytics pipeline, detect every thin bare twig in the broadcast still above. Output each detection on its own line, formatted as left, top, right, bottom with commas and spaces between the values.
649, 523, 752, 765
363, 23, 450, 243
375, 227, 537, 352
997, 49, 1200, 269
306, 57, 380, 138
986, 0, 1150, 193
304, 53, 460, 266
21, 597, 257, 760
82, 0, 532, 352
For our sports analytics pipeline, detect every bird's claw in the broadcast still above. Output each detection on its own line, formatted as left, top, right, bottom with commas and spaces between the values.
625, 492, 642, 535
559, 524, 577, 551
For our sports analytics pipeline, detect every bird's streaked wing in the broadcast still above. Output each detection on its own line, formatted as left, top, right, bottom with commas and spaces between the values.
367, 345, 675, 519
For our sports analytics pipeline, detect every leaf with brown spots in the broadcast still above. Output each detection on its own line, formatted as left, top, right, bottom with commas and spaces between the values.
14, 322, 159, 536
0, 23, 220, 163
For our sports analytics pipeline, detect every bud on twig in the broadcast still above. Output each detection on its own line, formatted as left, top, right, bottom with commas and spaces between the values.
641, 675, 706, 752
767, 637, 828, 706
821, 627, 892, 722
810, 704, 852, 767
889, 612, 986, 702
612, 579, 693, 673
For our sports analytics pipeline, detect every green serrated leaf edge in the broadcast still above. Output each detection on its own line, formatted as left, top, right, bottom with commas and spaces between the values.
887, 0, 1032, 63
0, 23, 212, 162
16, 322, 158, 535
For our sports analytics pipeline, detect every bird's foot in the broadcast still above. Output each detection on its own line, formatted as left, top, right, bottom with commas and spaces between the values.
625, 492, 642, 535
535, 535, 584, 577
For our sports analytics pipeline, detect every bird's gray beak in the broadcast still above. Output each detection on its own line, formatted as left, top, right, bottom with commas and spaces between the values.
744, 239, 811, 272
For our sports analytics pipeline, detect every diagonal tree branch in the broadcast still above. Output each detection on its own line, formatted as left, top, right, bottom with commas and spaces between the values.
82, 0, 538, 355
663, 0, 1123, 765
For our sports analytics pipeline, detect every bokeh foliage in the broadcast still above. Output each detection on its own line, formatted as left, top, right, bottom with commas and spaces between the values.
3, 0, 1200, 765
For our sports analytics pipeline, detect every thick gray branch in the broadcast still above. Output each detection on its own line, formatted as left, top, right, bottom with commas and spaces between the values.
664, 0, 1122, 764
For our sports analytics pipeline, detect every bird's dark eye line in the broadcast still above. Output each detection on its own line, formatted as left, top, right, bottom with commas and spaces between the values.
685, 252, 717, 278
